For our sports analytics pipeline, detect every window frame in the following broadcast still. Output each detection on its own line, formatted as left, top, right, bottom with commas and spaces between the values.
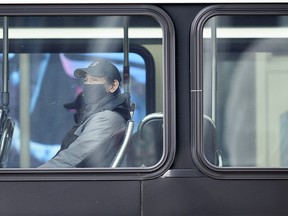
0, 4, 176, 181
190, 4, 288, 179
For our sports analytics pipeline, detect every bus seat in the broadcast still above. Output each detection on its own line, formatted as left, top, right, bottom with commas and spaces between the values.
110, 103, 135, 168
203, 115, 222, 166
0, 117, 14, 168
127, 112, 163, 167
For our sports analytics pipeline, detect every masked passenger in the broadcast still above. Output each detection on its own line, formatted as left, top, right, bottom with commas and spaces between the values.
40, 59, 131, 168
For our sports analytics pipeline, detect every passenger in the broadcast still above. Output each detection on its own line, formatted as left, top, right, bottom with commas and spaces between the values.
40, 59, 131, 168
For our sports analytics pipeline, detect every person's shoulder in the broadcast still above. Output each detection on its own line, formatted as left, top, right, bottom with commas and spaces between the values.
101, 110, 125, 122
77, 110, 126, 133
90, 110, 125, 123
87, 111, 126, 132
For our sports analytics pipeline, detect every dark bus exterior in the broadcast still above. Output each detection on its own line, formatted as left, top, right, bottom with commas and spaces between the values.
0, 2, 288, 215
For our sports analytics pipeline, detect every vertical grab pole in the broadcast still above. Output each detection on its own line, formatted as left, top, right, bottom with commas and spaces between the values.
0, 16, 15, 168
2, 16, 9, 111
211, 17, 217, 123
123, 16, 130, 102
111, 17, 133, 168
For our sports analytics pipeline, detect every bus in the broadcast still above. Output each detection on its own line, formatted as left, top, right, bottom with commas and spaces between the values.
0, 1, 288, 215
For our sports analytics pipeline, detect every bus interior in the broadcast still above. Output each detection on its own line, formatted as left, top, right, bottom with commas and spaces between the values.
0, 14, 165, 169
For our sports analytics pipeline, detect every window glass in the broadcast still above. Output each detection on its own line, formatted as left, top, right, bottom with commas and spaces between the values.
0, 15, 164, 168
203, 15, 288, 168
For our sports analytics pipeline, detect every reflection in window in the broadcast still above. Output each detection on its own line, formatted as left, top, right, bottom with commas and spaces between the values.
203, 15, 288, 168
0, 15, 164, 168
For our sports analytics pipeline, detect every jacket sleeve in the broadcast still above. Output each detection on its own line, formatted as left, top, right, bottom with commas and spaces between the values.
39, 111, 126, 168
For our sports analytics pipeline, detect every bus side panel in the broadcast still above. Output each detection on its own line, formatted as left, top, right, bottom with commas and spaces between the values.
143, 177, 288, 215
0, 180, 141, 216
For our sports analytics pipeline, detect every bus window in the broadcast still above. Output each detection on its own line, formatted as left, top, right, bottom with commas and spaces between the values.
203, 15, 288, 168
0, 14, 166, 169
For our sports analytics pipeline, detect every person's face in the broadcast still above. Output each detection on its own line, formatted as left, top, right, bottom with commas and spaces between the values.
84, 74, 119, 93
84, 74, 107, 85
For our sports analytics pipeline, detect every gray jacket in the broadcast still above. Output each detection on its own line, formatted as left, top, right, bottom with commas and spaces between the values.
40, 110, 126, 168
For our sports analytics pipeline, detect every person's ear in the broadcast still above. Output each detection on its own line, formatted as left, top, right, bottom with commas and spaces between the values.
108, 79, 119, 93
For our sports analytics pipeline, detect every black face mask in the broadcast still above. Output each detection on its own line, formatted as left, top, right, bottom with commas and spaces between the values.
83, 83, 108, 105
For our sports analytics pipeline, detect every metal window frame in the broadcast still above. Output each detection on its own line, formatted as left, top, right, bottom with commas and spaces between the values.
0, 4, 176, 181
190, 4, 288, 179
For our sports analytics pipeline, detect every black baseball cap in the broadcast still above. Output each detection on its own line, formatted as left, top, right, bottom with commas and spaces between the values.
74, 59, 122, 82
